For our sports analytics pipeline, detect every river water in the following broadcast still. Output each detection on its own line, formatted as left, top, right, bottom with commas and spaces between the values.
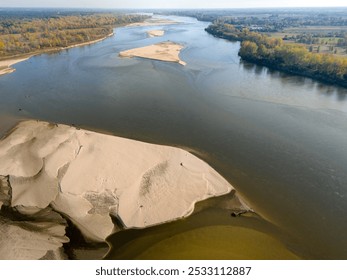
1, 15, 347, 259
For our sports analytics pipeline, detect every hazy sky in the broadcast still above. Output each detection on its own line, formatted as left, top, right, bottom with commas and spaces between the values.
0, 0, 346, 9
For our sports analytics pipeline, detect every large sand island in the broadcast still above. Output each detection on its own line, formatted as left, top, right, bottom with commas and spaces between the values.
0, 120, 248, 259
119, 41, 186, 65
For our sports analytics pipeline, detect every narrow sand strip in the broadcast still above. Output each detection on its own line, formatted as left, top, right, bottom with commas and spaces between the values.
119, 41, 186, 65
0, 121, 245, 245
61, 32, 114, 50
0, 57, 30, 76
147, 30, 165, 37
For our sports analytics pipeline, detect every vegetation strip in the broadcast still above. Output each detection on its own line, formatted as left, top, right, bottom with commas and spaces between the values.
206, 23, 347, 87
0, 13, 149, 59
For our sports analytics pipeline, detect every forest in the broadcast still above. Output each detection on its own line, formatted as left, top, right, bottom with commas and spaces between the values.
0, 11, 149, 59
206, 22, 347, 87
159, 8, 347, 28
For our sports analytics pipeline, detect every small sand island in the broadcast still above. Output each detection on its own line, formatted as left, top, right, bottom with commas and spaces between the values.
147, 30, 165, 37
119, 41, 186, 66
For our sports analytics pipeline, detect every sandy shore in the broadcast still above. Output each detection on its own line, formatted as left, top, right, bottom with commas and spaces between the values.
0, 120, 247, 258
119, 41, 186, 65
147, 30, 165, 37
0, 57, 31, 76
0, 33, 113, 77
61, 32, 114, 50
127, 18, 178, 27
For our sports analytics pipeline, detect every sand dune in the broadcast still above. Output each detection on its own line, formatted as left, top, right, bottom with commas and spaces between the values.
119, 41, 186, 65
0, 121, 243, 252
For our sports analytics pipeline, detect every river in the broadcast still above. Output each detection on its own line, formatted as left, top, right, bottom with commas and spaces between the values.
1, 15, 347, 259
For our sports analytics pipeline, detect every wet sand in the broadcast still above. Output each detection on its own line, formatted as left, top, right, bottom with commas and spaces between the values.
105, 194, 302, 260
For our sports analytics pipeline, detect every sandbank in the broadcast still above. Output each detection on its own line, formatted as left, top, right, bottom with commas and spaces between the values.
147, 30, 165, 37
119, 41, 186, 65
0, 57, 30, 76
0, 120, 247, 258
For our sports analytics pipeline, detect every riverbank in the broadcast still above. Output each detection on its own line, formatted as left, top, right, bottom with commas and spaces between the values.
0, 32, 114, 77
119, 41, 186, 65
0, 57, 31, 76
205, 23, 347, 88
239, 55, 347, 88
0, 120, 246, 259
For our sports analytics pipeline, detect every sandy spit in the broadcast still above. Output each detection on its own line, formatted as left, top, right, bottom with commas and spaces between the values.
0, 120, 241, 246
119, 41, 186, 66
0, 57, 31, 76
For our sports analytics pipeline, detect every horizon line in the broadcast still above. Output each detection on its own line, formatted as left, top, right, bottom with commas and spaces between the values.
1, 6, 347, 10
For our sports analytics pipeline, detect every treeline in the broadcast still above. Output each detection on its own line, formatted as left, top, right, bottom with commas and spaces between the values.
160, 8, 347, 31
215, 15, 347, 32
0, 13, 149, 58
206, 23, 347, 87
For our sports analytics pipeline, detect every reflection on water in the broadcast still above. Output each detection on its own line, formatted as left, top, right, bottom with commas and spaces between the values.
1, 15, 347, 259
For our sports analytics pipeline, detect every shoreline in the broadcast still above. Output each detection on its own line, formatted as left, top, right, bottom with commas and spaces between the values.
0, 32, 114, 77
205, 26, 347, 89
239, 55, 347, 88
106, 198, 301, 260
61, 32, 114, 50
0, 57, 31, 76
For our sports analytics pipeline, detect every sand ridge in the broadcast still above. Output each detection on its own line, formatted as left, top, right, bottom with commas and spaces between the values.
119, 41, 186, 65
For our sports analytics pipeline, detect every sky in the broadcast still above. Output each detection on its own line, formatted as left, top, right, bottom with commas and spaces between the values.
0, 0, 346, 9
